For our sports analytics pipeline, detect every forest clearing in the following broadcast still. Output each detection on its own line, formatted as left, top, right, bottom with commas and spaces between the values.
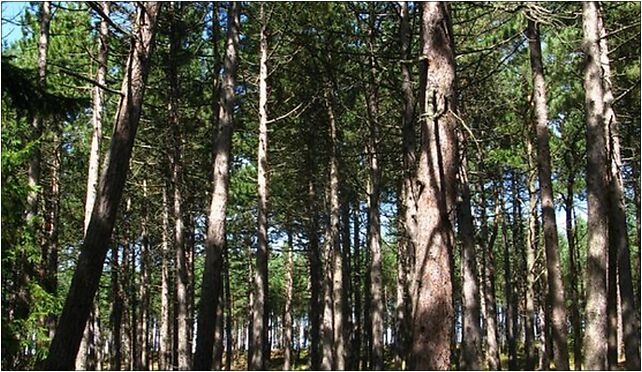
1, 1, 640, 371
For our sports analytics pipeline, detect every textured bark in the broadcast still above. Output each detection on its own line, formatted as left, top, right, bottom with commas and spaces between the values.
340, 196, 352, 369
284, 228, 294, 371
160, 185, 172, 371
527, 19, 570, 370
582, 3, 609, 369
44, 4, 160, 369
597, 6, 642, 369
251, 4, 270, 368
213, 288, 224, 370
457, 137, 482, 370
410, 3, 457, 369
225, 248, 233, 371
306, 138, 322, 370
193, 2, 239, 368
136, 180, 150, 370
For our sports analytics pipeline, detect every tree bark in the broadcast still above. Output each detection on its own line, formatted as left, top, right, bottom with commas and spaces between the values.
352, 202, 362, 370
597, 6, 642, 369
225, 248, 234, 371
481, 181, 501, 370
306, 135, 322, 371
582, 2, 609, 369
527, 18, 570, 370
524, 131, 539, 370
410, 3, 458, 369
251, 4, 270, 368
44, 4, 160, 369
500, 185, 517, 370
193, 2, 239, 369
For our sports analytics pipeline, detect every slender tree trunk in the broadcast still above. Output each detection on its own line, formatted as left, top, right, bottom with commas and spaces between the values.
44, 4, 160, 369
527, 19, 570, 370
457, 134, 482, 370
500, 185, 517, 369
410, 3, 458, 369
340, 196, 352, 368
213, 289, 224, 369
352, 203, 362, 370
524, 132, 539, 370
582, 3, 609, 369
364, 20, 383, 367
251, 5, 270, 368
481, 182, 501, 370
284, 227, 294, 371
160, 185, 172, 371
193, 3, 239, 368
225, 248, 233, 371
137, 180, 150, 370
166, 4, 190, 369
597, 6, 642, 369
306, 151, 322, 370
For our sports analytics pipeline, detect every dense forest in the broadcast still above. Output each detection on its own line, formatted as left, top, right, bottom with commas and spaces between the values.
1, 1, 640, 371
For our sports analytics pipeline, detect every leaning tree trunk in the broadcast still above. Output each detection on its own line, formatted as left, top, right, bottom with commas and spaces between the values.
251, 4, 270, 368
527, 18, 570, 370
582, 2, 609, 370
77, 4, 108, 368
410, 3, 458, 369
193, 2, 239, 369
597, 5, 642, 369
44, 3, 160, 369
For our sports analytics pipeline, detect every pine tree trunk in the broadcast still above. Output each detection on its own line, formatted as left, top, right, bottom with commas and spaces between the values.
352, 203, 362, 370
481, 183, 501, 370
213, 289, 224, 370
193, 2, 239, 369
582, 2, 609, 369
225, 248, 234, 371
527, 19, 570, 370
251, 4, 270, 368
410, 3, 457, 369
525, 134, 539, 370
306, 151, 322, 370
457, 135, 482, 370
597, 6, 642, 369
160, 185, 172, 371
362, 8, 384, 369
284, 228, 294, 371
44, 4, 160, 369
500, 188, 517, 369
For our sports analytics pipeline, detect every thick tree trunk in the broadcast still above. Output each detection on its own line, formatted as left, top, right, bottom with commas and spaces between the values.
457, 137, 482, 370
193, 2, 239, 369
597, 6, 642, 369
251, 5, 270, 368
410, 3, 458, 369
44, 4, 160, 369
582, 3, 609, 369
527, 19, 570, 370
284, 228, 294, 371
160, 185, 172, 371
213, 289, 224, 370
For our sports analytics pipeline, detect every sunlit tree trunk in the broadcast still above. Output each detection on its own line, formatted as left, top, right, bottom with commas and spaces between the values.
582, 2, 609, 369
193, 3, 239, 368
44, 4, 161, 368
410, 3, 458, 369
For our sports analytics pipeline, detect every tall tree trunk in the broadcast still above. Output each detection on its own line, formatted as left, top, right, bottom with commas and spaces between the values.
160, 185, 172, 371
137, 180, 150, 370
527, 18, 570, 370
597, 6, 642, 369
364, 16, 383, 366
44, 4, 160, 369
457, 134, 482, 370
410, 3, 458, 369
193, 2, 239, 369
110, 240, 123, 371
398, 3, 416, 367
167, 4, 190, 369
213, 288, 224, 369
284, 227, 294, 371
582, 3, 609, 369
251, 4, 270, 369
225, 247, 234, 371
